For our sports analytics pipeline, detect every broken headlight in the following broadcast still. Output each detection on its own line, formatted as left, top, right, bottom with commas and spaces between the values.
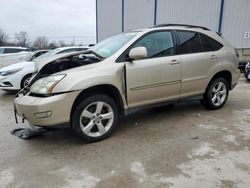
30, 74, 65, 95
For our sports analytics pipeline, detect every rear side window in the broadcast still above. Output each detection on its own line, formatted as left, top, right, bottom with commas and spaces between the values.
4, 48, 22, 53
200, 34, 223, 51
177, 31, 203, 54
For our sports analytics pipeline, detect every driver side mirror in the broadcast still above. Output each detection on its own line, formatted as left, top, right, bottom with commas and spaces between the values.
128, 47, 148, 61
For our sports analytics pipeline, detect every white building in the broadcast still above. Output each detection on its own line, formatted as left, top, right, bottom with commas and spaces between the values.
96, 0, 250, 51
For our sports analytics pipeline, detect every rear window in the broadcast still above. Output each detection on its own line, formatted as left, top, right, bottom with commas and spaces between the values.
200, 33, 223, 51
177, 31, 203, 54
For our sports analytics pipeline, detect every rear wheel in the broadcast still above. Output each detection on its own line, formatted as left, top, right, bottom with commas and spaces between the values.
71, 94, 118, 142
202, 78, 229, 110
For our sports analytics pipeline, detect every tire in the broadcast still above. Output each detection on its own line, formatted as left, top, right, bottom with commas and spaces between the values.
71, 94, 118, 142
201, 78, 229, 110
21, 74, 32, 89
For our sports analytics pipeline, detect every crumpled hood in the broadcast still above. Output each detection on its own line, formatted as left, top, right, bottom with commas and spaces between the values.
0, 61, 35, 71
35, 51, 86, 71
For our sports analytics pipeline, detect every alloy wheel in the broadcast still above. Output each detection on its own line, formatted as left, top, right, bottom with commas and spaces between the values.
79, 101, 114, 137
211, 82, 227, 106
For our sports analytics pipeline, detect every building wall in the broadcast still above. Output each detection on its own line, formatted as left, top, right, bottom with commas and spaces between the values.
222, 0, 250, 48
96, 0, 250, 49
124, 0, 154, 31
156, 0, 220, 31
96, 0, 122, 42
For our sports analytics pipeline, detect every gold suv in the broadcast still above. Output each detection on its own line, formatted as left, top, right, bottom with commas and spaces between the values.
14, 24, 240, 142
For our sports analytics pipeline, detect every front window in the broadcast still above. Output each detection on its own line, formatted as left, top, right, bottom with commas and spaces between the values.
0, 48, 4, 54
132, 31, 174, 58
91, 32, 138, 58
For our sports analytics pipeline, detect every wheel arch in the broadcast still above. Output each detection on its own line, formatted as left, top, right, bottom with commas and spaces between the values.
20, 73, 33, 88
207, 70, 232, 91
70, 84, 125, 124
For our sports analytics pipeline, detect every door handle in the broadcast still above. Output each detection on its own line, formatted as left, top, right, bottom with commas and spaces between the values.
169, 60, 180, 65
210, 55, 218, 60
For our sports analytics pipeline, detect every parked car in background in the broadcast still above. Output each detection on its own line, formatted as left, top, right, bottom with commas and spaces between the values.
0, 47, 89, 91
14, 24, 240, 142
0, 47, 33, 68
21, 50, 49, 61
245, 62, 250, 81
36, 46, 89, 59
0, 46, 31, 54
238, 60, 249, 73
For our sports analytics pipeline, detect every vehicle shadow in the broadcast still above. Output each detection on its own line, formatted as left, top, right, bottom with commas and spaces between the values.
0, 90, 18, 96
21, 100, 205, 146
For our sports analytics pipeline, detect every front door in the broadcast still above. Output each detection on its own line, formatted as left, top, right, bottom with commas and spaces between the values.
124, 31, 181, 108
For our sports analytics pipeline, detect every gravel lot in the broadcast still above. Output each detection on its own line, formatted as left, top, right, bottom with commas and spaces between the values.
0, 76, 250, 188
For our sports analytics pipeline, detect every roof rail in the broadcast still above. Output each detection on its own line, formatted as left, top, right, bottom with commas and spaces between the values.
153, 24, 210, 31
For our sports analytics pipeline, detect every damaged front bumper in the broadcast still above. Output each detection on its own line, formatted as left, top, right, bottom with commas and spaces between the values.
14, 90, 81, 127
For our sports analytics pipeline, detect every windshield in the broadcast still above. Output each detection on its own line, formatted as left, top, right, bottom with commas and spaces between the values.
91, 32, 138, 58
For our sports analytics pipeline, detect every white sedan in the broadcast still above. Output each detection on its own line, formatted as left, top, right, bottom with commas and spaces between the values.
0, 46, 89, 91
0, 61, 35, 90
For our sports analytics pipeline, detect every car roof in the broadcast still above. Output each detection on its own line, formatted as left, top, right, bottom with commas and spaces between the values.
131, 24, 212, 33
34, 50, 49, 53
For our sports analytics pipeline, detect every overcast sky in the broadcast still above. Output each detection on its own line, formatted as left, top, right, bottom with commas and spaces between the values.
0, 0, 96, 44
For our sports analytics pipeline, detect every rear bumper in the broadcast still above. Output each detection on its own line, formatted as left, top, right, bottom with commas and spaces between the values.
14, 91, 81, 126
231, 69, 241, 90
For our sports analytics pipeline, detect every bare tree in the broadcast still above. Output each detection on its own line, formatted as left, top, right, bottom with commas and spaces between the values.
48, 41, 57, 49
58, 40, 67, 47
15, 31, 30, 47
33, 36, 49, 49
0, 29, 9, 46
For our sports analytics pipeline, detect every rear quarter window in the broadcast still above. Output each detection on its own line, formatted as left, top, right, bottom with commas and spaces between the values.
200, 33, 223, 51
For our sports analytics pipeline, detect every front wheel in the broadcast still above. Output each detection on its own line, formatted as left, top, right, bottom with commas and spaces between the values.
71, 94, 118, 142
21, 74, 32, 89
201, 78, 229, 110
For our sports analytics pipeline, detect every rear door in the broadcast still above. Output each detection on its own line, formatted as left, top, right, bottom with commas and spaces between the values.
176, 31, 222, 98
124, 31, 181, 108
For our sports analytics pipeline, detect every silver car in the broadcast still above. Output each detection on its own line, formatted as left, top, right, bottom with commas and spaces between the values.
14, 24, 240, 142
